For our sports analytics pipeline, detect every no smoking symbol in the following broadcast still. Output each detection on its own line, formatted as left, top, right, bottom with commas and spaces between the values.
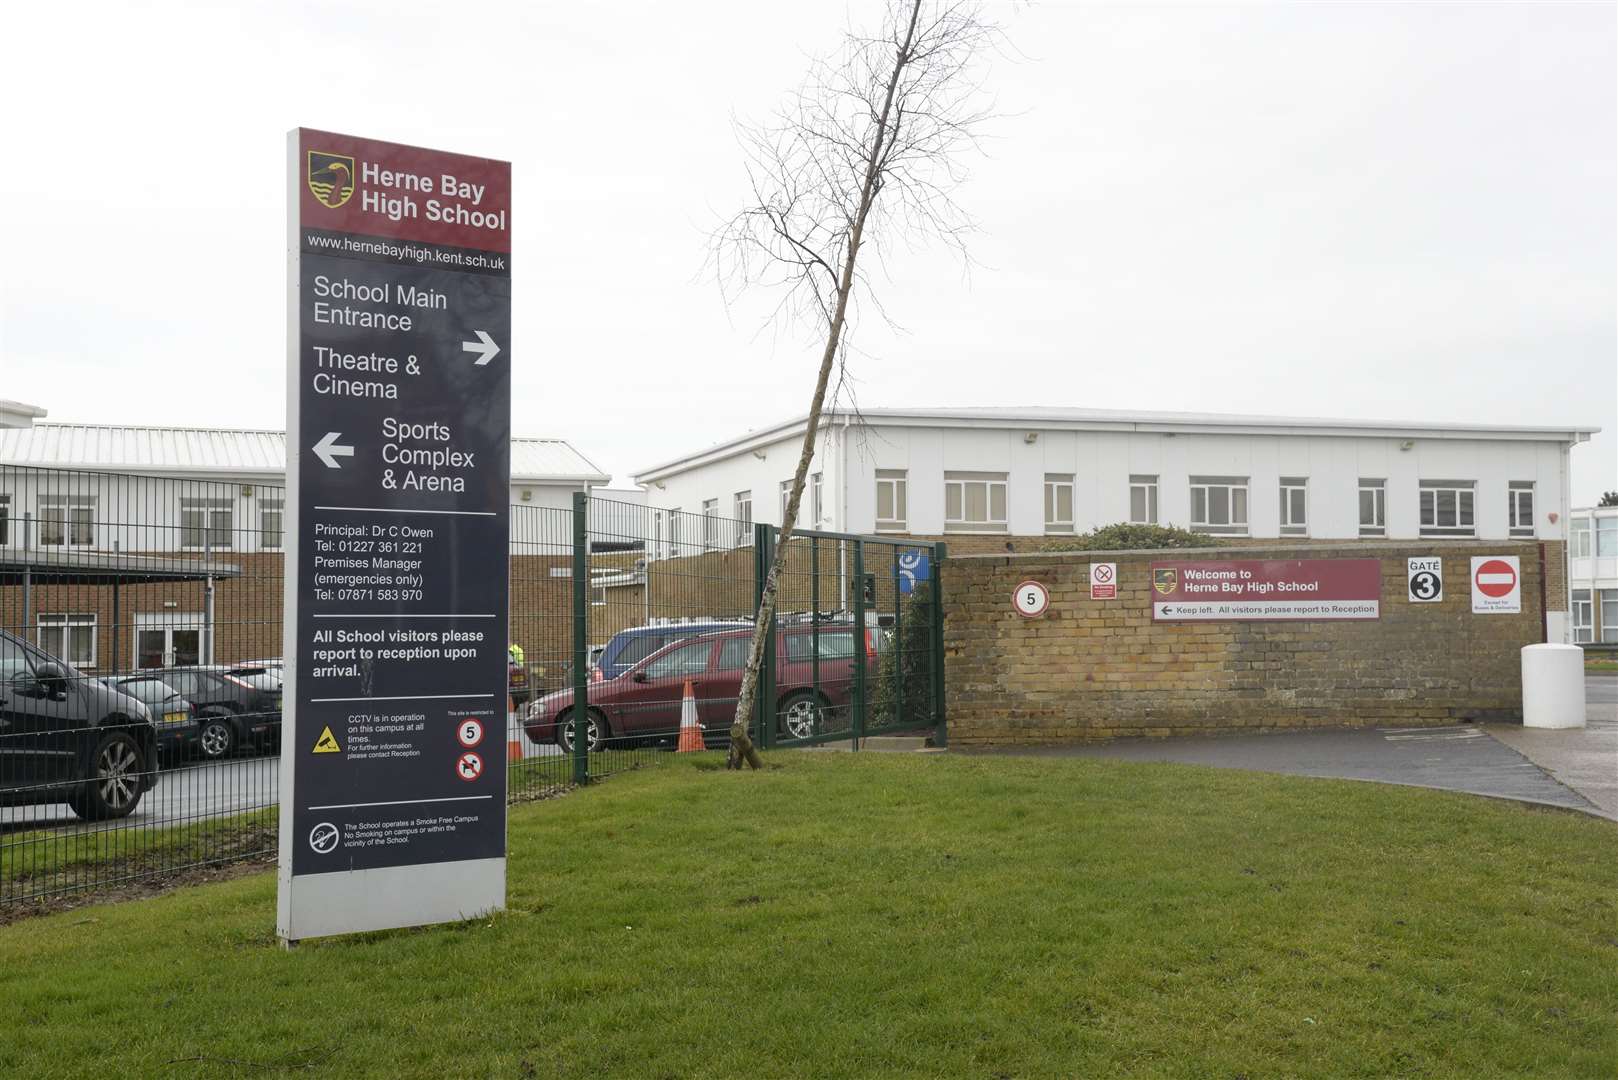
456, 751, 484, 782
1411, 572, 1440, 601
1093, 565, 1114, 583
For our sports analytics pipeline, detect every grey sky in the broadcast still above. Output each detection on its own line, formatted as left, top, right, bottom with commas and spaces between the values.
2, 1, 1613, 502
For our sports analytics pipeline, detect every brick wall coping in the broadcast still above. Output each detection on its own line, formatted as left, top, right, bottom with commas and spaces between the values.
951, 539, 1544, 565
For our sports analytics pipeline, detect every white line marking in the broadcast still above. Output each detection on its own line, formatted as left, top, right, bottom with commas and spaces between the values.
307, 795, 495, 811
1477, 573, 1515, 585
314, 505, 498, 517
312, 614, 499, 619
310, 693, 497, 703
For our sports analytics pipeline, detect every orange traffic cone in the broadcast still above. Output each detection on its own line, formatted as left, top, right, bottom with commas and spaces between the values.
676, 680, 706, 752
508, 695, 524, 762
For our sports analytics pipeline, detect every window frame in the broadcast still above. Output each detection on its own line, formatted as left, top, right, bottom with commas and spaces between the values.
1596, 517, 1617, 557
1279, 477, 1308, 536
38, 496, 96, 548
1188, 476, 1250, 536
701, 498, 719, 551
944, 471, 1009, 533
37, 612, 97, 669
1358, 479, 1387, 537
1571, 588, 1593, 644
875, 470, 908, 533
0, 493, 10, 546
1043, 473, 1075, 534
1508, 482, 1535, 538
1418, 480, 1476, 538
811, 472, 823, 527
1571, 517, 1591, 558
733, 489, 752, 545
260, 498, 285, 551
1601, 589, 1618, 645
1128, 475, 1159, 526
180, 497, 235, 552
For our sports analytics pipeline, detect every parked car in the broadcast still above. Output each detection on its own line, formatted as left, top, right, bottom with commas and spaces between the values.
155, 665, 283, 759
524, 623, 881, 753
593, 621, 753, 682
101, 675, 199, 762
0, 628, 157, 821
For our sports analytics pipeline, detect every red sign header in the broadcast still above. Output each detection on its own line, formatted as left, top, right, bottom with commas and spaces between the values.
1150, 558, 1382, 621
297, 128, 511, 252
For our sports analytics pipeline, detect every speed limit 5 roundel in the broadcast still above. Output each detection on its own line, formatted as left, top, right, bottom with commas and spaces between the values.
1013, 580, 1050, 618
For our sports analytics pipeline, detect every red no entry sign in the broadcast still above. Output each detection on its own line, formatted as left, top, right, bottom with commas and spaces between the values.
1474, 559, 1517, 598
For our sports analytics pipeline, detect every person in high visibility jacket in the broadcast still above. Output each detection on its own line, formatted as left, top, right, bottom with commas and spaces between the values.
509, 642, 524, 665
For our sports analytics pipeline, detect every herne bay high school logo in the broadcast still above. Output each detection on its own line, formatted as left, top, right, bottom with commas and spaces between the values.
307, 151, 356, 209
1152, 568, 1178, 596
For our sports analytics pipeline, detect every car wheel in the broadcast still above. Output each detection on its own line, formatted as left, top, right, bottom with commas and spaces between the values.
198, 714, 237, 760
556, 709, 607, 755
68, 730, 147, 821
777, 692, 824, 740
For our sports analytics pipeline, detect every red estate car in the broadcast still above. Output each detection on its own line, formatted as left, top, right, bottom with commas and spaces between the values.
523, 624, 880, 752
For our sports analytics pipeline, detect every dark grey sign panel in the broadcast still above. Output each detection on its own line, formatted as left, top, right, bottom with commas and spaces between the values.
280, 128, 511, 941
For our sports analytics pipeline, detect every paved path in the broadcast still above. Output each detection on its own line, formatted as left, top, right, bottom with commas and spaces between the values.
1486, 675, 1618, 819
961, 677, 1618, 819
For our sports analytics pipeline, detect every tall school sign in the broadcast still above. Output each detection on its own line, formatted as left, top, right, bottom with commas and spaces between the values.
1150, 559, 1381, 621
279, 129, 512, 943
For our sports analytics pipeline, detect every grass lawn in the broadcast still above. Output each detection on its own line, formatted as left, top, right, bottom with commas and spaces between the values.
3, 753, 1616, 1079
1585, 657, 1618, 675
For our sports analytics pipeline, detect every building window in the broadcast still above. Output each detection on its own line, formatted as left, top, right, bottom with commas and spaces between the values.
1359, 479, 1386, 536
1508, 482, 1534, 538
1189, 477, 1248, 535
669, 508, 682, 553
591, 586, 607, 607
1419, 480, 1475, 538
260, 499, 284, 550
1572, 589, 1593, 643
1597, 516, 1618, 557
1044, 474, 1074, 533
0, 494, 9, 545
1129, 475, 1158, 525
734, 490, 752, 544
811, 472, 823, 526
39, 497, 96, 547
1603, 590, 1618, 645
181, 498, 234, 551
779, 480, 793, 527
1572, 517, 1591, 558
38, 613, 96, 668
1279, 477, 1308, 536
945, 471, 1008, 533
701, 499, 719, 550
875, 470, 907, 532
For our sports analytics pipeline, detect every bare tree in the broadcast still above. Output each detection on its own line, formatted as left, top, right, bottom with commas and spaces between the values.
713, 1, 1000, 768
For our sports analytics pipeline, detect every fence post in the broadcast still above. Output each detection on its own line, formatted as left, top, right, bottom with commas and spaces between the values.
852, 539, 866, 750
571, 491, 589, 785
930, 542, 947, 748
753, 523, 777, 749
810, 535, 821, 738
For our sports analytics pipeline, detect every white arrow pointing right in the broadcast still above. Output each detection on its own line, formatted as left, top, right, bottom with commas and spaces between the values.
312, 432, 355, 470
461, 329, 501, 366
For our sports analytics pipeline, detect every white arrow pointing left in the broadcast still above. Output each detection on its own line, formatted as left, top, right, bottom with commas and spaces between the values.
312, 432, 355, 469
461, 329, 501, 366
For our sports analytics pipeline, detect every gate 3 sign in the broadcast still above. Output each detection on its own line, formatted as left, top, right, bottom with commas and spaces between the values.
1151, 559, 1381, 621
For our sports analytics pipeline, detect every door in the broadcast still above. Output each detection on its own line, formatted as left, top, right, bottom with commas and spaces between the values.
135, 621, 204, 669
0, 635, 82, 793
611, 639, 715, 737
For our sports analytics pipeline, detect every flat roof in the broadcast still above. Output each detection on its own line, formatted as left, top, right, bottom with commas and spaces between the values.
633, 406, 1601, 483
0, 550, 242, 587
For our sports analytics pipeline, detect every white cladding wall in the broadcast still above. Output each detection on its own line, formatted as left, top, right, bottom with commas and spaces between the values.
836, 426, 1572, 541
645, 431, 839, 533
0, 470, 587, 555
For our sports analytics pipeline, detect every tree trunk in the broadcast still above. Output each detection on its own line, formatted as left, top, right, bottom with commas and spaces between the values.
729, 0, 924, 769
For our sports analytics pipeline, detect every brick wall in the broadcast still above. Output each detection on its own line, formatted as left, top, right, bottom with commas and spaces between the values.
944, 541, 1545, 745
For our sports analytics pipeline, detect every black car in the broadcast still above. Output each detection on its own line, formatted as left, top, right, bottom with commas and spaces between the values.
103, 676, 199, 762
0, 628, 157, 820
157, 665, 283, 760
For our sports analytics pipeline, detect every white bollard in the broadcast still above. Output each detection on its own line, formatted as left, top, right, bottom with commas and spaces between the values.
1521, 644, 1587, 729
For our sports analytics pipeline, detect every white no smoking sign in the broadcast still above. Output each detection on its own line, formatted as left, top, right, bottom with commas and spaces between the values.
1013, 580, 1050, 618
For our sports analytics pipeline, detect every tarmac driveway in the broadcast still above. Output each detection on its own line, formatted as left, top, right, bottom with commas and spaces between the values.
963, 676, 1618, 819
